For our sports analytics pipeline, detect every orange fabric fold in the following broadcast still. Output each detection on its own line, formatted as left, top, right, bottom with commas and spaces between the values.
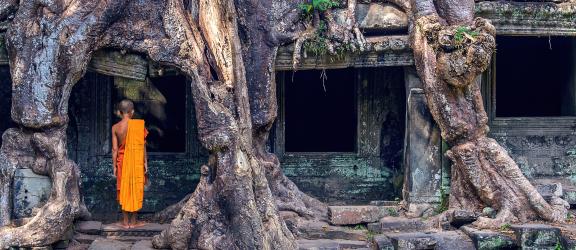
119, 119, 147, 212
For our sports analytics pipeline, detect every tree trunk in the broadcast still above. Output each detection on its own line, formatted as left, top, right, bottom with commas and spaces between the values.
409, 0, 569, 228
0, 0, 309, 249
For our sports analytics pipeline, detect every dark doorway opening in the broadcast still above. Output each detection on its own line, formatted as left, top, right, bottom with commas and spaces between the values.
282, 68, 357, 152
0, 66, 13, 146
495, 36, 576, 117
111, 75, 187, 152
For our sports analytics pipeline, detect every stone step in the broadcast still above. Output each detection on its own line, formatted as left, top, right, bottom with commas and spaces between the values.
87, 238, 131, 250
297, 239, 369, 250
380, 231, 475, 250
328, 205, 399, 226
533, 177, 576, 205
367, 217, 428, 233
75, 221, 103, 235
387, 232, 438, 250
297, 221, 367, 241
511, 224, 564, 249
74, 233, 105, 244
461, 226, 516, 250
105, 235, 154, 243
101, 223, 168, 237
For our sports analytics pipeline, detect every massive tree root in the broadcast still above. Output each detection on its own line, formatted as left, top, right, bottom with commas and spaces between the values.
410, 0, 569, 228
0, 0, 300, 248
0, 0, 124, 247
0, 129, 90, 249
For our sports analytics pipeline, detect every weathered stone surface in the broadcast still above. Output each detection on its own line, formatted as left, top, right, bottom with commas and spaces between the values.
404, 203, 435, 218
447, 210, 478, 228
536, 182, 563, 202
387, 232, 437, 250
88, 239, 131, 250
432, 231, 475, 250
73, 233, 103, 245
101, 223, 168, 238
12, 168, 52, 219
329, 206, 398, 225
131, 240, 159, 250
511, 224, 563, 250
367, 217, 427, 233
89, 50, 148, 81
66, 242, 90, 250
356, 3, 408, 32
369, 201, 399, 206
52, 240, 69, 249
75, 221, 103, 235
297, 239, 368, 250
403, 68, 443, 210
461, 226, 516, 250
372, 235, 394, 250
297, 221, 367, 241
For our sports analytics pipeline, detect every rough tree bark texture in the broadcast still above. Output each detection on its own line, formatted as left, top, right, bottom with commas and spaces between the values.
410, 0, 569, 228
0, 0, 330, 249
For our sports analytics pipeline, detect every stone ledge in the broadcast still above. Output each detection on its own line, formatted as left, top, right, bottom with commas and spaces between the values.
328, 205, 399, 225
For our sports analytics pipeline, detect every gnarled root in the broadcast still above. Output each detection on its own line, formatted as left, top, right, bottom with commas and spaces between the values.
291, 0, 366, 69
0, 128, 89, 249
152, 150, 297, 250
412, 10, 568, 229
448, 137, 569, 229
259, 151, 328, 222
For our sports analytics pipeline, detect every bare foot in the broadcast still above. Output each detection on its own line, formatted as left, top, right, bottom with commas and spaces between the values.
131, 221, 147, 228
115, 222, 130, 229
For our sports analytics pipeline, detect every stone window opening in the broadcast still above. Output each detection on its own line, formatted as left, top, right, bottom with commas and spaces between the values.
282, 68, 358, 153
494, 36, 576, 118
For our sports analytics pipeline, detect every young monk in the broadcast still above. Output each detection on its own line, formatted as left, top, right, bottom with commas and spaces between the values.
112, 99, 148, 228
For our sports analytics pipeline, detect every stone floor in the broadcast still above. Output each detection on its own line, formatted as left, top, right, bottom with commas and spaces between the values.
47, 203, 576, 249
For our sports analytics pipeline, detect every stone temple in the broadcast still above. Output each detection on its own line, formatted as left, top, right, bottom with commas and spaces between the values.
2, 0, 576, 249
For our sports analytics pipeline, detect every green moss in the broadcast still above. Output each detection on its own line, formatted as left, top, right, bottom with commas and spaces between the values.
386, 207, 399, 217
435, 187, 449, 214
477, 236, 513, 250
500, 223, 511, 231
299, 0, 339, 15
454, 26, 479, 44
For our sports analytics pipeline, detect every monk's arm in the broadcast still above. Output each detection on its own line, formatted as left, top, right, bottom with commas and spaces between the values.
112, 127, 118, 176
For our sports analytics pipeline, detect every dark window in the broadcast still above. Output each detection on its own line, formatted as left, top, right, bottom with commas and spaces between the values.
283, 69, 357, 152
495, 36, 576, 117
111, 75, 187, 152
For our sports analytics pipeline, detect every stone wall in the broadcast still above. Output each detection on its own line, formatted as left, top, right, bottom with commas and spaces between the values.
274, 67, 408, 204
66, 72, 208, 220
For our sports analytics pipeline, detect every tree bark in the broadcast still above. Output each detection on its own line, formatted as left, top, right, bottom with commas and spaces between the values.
0, 0, 313, 249
409, 0, 569, 228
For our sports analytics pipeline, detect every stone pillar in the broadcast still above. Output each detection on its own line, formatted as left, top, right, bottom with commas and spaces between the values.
402, 67, 443, 217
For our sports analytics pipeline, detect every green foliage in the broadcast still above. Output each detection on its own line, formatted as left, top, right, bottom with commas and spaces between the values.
386, 207, 399, 217
352, 224, 367, 231
303, 21, 328, 56
299, 0, 339, 15
435, 187, 449, 214
366, 230, 376, 241
454, 26, 479, 43
500, 223, 511, 231
555, 240, 563, 250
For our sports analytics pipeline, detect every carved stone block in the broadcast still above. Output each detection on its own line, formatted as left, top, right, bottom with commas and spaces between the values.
12, 168, 52, 219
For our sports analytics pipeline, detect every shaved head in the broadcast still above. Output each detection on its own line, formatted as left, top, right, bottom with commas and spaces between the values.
118, 99, 134, 114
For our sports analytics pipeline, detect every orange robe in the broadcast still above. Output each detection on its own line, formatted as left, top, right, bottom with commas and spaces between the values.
117, 119, 148, 212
